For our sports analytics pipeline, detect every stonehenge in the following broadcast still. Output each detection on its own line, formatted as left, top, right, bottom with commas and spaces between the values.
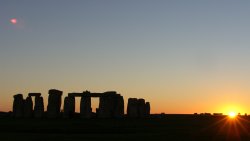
23, 96, 33, 118
127, 98, 150, 118
145, 102, 151, 116
64, 91, 124, 118
80, 95, 92, 118
12, 93, 44, 118
13, 94, 24, 118
34, 95, 44, 118
63, 96, 74, 118
12, 89, 150, 119
47, 89, 63, 118
97, 91, 124, 118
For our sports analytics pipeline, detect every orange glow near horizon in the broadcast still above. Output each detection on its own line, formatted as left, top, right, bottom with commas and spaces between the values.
0, 90, 248, 115
1, 101, 249, 115
228, 111, 237, 119
218, 104, 246, 116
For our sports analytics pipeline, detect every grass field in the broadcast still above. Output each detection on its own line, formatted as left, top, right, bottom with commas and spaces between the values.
0, 115, 250, 141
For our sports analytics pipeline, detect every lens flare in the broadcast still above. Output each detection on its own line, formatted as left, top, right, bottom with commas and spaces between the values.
228, 111, 237, 118
10, 18, 17, 24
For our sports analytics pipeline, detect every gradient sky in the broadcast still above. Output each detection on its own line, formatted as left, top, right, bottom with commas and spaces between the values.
1, 0, 250, 114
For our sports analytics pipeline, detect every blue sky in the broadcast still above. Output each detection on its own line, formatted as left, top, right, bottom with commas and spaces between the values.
1, 0, 250, 114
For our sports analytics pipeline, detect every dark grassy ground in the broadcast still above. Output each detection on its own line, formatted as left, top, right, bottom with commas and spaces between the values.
1, 115, 250, 141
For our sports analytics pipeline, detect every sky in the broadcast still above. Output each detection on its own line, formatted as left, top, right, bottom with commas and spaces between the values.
1, 0, 250, 114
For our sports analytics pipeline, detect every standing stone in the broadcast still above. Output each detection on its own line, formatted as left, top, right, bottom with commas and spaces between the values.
127, 98, 139, 118
68, 96, 75, 117
63, 96, 70, 118
63, 96, 75, 118
34, 96, 44, 118
108, 96, 115, 118
23, 96, 33, 118
127, 98, 150, 118
99, 92, 124, 118
97, 92, 124, 118
98, 96, 112, 118
47, 89, 63, 118
138, 99, 146, 118
113, 95, 124, 118
98, 96, 106, 118
13, 94, 24, 118
80, 96, 92, 118
145, 102, 150, 117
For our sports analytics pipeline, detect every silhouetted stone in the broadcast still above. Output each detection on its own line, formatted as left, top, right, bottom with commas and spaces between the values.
47, 89, 63, 118
98, 96, 111, 118
97, 92, 124, 118
12, 90, 138, 119
63, 96, 75, 118
68, 96, 75, 116
113, 95, 124, 118
63, 91, 125, 118
64, 93, 82, 118
138, 99, 146, 118
34, 96, 44, 118
23, 96, 33, 118
28, 93, 41, 97
80, 96, 92, 118
127, 98, 139, 118
13, 94, 24, 118
68, 93, 84, 97
127, 98, 150, 118
63, 96, 70, 118
145, 102, 150, 117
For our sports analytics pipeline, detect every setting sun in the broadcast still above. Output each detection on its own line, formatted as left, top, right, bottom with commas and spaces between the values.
228, 112, 237, 118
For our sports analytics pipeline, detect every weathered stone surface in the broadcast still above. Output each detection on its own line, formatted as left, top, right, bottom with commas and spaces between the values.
23, 96, 33, 118
47, 89, 63, 118
80, 96, 92, 118
127, 98, 139, 118
13, 94, 24, 118
63, 96, 75, 118
145, 102, 150, 117
34, 96, 44, 118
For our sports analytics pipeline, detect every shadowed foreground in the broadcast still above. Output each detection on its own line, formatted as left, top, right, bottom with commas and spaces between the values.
1, 115, 250, 141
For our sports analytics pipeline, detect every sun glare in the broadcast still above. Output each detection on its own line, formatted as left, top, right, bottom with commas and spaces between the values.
228, 112, 237, 118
